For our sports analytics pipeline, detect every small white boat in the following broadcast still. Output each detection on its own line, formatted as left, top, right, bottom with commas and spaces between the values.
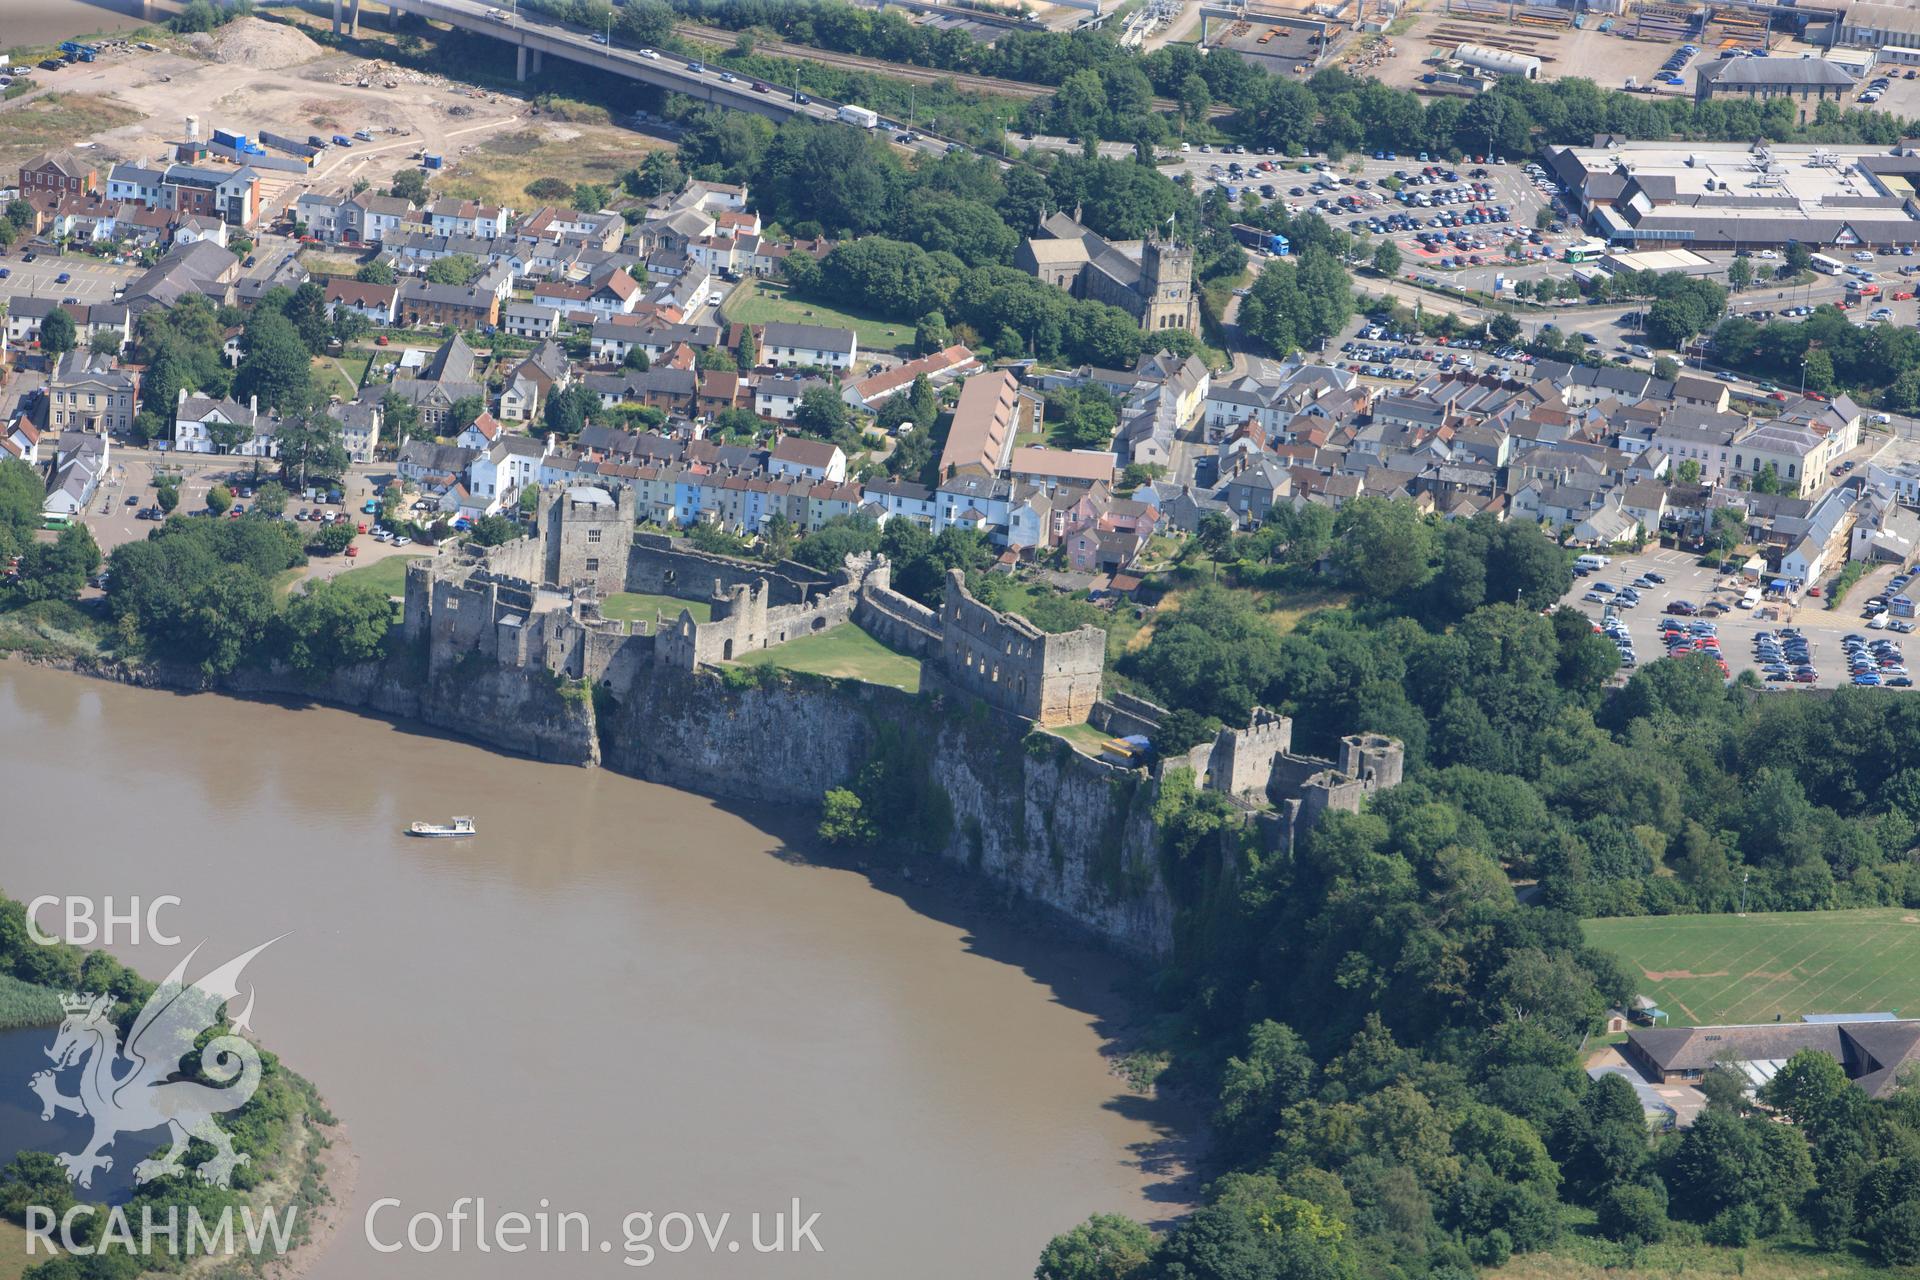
407, 816, 477, 838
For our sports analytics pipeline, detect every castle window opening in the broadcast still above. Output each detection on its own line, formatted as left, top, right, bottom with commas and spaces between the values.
586, 558, 599, 572
587, 528, 601, 543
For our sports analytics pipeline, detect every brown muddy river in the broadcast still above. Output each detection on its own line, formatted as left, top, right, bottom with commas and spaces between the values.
5, 0, 184, 47
0, 663, 1190, 1277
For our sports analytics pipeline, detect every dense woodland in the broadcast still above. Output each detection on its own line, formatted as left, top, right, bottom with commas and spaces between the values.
984, 502, 1920, 1278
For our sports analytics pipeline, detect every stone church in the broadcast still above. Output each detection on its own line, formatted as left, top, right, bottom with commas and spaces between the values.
1015, 211, 1197, 333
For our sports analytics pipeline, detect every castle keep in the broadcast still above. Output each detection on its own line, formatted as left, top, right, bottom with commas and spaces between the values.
402, 486, 1109, 727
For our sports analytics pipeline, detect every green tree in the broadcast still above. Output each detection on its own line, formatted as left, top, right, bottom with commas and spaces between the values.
736, 326, 757, 371
915, 311, 951, 355
355, 260, 397, 285
544, 384, 598, 437
281, 579, 392, 677
309, 521, 355, 556
154, 480, 180, 515
1802, 348, 1837, 396
1597, 1184, 1666, 1244
1676, 459, 1702, 485
1727, 256, 1753, 291
446, 394, 485, 437
234, 311, 313, 413
1035, 1214, 1154, 1280
40, 306, 76, 357
390, 168, 430, 205
1490, 312, 1522, 343
1372, 241, 1402, 278
252, 481, 288, 517
424, 254, 480, 286
817, 788, 876, 845
1784, 241, 1813, 274
88, 329, 121, 357
1214, 1020, 1315, 1164
627, 150, 684, 199
207, 483, 234, 516
276, 411, 349, 491
1653, 356, 1680, 381
1332, 497, 1432, 600
13, 523, 99, 603
468, 514, 519, 546
283, 280, 331, 354
623, 345, 652, 371
795, 386, 849, 439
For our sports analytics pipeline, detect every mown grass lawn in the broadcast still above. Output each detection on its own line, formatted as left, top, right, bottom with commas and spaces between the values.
734, 623, 921, 692
1047, 720, 1115, 757
721, 281, 913, 354
332, 554, 427, 598
600, 591, 711, 625
1583, 907, 1920, 1026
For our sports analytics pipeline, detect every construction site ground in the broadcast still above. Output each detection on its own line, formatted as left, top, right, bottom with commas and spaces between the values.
1364, 0, 1786, 95
0, 18, 528, 215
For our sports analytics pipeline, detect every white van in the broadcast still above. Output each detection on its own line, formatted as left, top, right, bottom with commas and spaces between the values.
1574, 554, 1611, 571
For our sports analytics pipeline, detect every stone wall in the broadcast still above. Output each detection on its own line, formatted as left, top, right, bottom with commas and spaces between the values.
937, 570, 1105, 726
852, 582, 942, 658
1089, 690, 1167, 739
625, 531, 833, 606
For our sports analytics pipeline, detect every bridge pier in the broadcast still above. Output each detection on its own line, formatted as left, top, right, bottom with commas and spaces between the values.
517, 44, 528, 80
532, 48, 543, 74
331, 0, 340, 35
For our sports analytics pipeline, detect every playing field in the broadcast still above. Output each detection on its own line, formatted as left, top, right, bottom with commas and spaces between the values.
1584, 908, 1920, 1026
735, 623, 922, 692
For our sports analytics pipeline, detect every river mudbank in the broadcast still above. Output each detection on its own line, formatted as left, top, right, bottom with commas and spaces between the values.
0, 657, 1197, 1279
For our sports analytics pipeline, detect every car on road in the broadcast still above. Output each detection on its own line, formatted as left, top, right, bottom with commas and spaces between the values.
638, 47, 659, 59
54, 272, 69, 284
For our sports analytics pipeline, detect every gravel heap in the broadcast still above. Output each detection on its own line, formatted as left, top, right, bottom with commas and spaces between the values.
211, 17, 324, 70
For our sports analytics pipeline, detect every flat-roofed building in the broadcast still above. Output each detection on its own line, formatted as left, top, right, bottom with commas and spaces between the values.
1548, 137, 1920, 248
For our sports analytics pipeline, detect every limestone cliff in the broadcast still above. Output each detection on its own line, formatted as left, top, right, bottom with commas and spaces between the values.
602, 666, 1176, 959
43, 651, 1172, 957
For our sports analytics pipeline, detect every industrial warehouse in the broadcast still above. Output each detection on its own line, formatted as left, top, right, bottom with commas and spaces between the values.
1545, 137, 1920, 249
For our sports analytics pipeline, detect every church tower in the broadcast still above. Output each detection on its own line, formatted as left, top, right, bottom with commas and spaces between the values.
1140, 237, 1196, 332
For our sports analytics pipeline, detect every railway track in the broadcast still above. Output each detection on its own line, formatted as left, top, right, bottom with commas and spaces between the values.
672, 21, 1217, 116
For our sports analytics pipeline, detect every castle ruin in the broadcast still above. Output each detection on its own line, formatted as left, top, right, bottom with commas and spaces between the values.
403, 486, 1109, 727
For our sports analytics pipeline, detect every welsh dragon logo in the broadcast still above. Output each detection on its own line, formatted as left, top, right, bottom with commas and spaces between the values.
27, 939, 279, 1190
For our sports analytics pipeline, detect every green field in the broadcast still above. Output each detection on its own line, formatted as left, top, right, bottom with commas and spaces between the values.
1584, 908, 1920, 1026
601, 591, 711, 625
735, 623, 922, 692
721, 281, 913, 353
332, 554, 427, 598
